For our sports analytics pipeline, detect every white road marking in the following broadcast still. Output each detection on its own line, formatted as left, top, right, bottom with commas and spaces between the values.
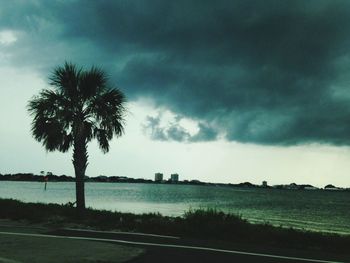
0, 231, 344, 263
63, 228, 180, 239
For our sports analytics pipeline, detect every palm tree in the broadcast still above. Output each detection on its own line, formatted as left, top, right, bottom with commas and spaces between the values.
28, 62, 126, 213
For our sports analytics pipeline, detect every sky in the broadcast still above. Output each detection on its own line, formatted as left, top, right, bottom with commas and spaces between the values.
1, 0, 350, 187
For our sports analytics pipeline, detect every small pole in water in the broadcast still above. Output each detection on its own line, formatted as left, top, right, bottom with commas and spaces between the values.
44, 176, 48, 190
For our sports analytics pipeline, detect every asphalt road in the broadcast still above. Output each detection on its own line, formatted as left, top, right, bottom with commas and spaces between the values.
48, 228, 348, 263
0, 224, 348, 263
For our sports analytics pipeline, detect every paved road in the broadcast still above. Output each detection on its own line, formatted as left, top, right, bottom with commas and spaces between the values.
0, 225, 348, 263
48, 229, 348, 263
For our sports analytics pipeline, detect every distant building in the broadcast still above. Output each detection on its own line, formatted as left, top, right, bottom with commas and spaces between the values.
170, 173, 179, 182
154, 173, 163, 182
262, 181, 268, 187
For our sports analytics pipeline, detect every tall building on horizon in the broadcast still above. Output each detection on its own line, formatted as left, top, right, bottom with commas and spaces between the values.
170, 173, 179, 182
154, 173, 163, 182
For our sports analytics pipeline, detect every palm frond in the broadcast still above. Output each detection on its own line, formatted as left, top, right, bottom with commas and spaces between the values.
49, 62, 82, 100
94, 128, 111, 153
28, 89, 73, 128
31, 116, 71, 152
79, 66, 109, 99
88, 89, 126, 121
28, 89, 73, 152
87, 88, 126, 149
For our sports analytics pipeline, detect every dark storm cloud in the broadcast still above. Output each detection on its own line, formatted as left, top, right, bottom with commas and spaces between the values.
3, 0, 350, 145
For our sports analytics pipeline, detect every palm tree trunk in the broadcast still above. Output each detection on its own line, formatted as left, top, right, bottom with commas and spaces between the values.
73, 137, 88, 214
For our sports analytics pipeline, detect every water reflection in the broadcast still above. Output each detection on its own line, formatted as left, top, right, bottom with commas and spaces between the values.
0, 181, 349, 234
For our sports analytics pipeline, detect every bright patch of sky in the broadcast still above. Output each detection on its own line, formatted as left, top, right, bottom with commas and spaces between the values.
0, 30, 17, 45
145, 109, 200, 136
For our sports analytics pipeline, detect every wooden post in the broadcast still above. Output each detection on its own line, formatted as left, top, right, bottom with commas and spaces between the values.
44, 176, 48, 190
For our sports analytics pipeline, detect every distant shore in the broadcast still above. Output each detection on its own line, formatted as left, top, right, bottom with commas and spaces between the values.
1, 172, 349, 191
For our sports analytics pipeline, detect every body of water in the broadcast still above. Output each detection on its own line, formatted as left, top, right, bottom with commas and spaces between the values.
0, 181, 349, 235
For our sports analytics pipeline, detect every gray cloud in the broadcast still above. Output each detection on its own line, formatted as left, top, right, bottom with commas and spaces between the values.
191, 123, 218, 142
3, 0, 350, 145
143, 115, 218, 142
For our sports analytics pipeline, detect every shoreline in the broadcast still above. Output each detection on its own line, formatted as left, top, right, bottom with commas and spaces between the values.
0, 198, 349, 257
1, 173, 350, 190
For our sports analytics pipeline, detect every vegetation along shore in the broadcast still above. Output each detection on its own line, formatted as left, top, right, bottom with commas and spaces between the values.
0, 198, 349, 257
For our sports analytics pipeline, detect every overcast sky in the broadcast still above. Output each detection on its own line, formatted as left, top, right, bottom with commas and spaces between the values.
1, 0, 350, 187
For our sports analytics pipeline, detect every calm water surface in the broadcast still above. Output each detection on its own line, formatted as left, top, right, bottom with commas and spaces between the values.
0, 181, 349, 235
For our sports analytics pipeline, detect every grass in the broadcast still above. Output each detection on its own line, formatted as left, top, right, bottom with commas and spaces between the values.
0, 234, 143, 263
0, 198, 349, 255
